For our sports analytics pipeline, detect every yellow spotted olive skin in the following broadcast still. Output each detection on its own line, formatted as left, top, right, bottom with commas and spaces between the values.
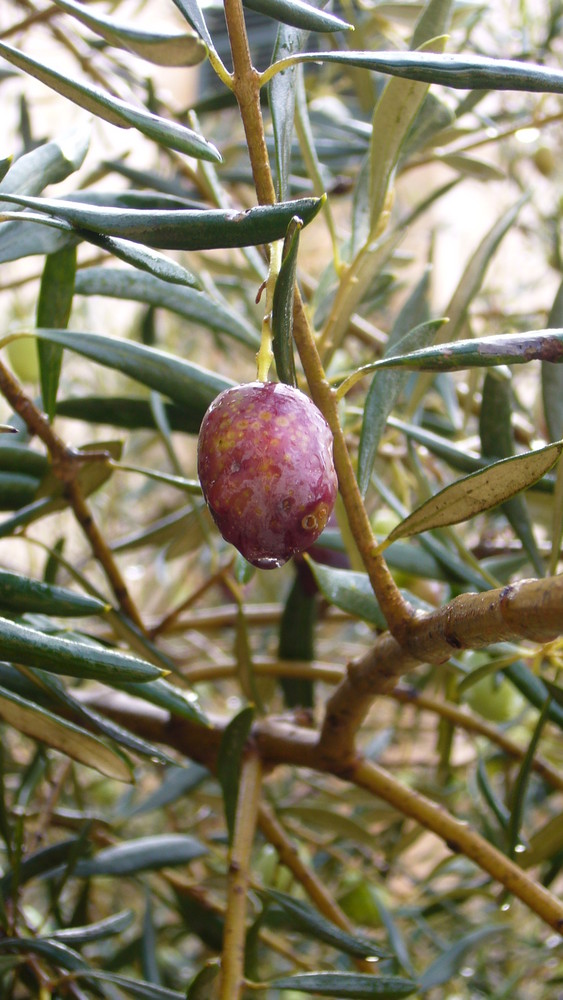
197, 381, 338, 568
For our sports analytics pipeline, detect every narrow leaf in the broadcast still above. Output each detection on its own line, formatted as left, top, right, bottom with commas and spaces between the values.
115, 676, 208, 726
36, 244, 76, 421
0, 570, 107, 617
0, 836, 82, 895
217, 706, 254, 845
170, 0, 214, 49
31, 328, 233, 411
52, 910, 134, 944
52, 0, 206, 67
419, 926, 509, 990
76, 970, 186, 999
306, 561, 387, 628
480, 371, 543, 576
72, 834, 207, 876
371, 329, 563, 372
124, 763, 208, 818
278, 571, 315, 708
369, 37, 444, 237
272, 217, 301, 386
268, 49, 563, 95
0, 192, 323, 250
269, 22, 308, 201
358, 317, 443, 495
0, 126, 90, 208
542, 283, 563, 441
244, 0, 352, 33
74, 267, 259, 348
0, 616, 163, 683
270, 972, 418, 997
262, 887, 389, 958
507, 698, 551, 858
76, 231, 201, 288
31, 667, 179, 766
0, 40, 220, 161
0, 936, 87, 972
0, 686, 132, 782
386, 441, 563, 541
186, 960, 221, 999
56, 395, 203, 434
506, 661, 563, 731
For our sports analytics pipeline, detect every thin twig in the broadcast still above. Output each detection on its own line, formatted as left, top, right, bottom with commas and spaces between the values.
350, 756, 563, 934
257, 801, 376, 974
219, 751, 263, 1000
0, 358, 144, 629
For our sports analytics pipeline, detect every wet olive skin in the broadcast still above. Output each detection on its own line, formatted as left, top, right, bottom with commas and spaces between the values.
197, 381, 338, 568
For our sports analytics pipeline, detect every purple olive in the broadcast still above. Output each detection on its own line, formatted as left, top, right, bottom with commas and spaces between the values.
197, 381, 338, 569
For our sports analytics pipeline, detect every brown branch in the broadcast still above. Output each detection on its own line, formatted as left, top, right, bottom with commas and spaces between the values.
390, 686, 563, 793
405, 575, 563, 662
84, 690, 563, 934
350, 757, 563, 934
317, 575, 563, 763
219, 751, 263, 1000
223, 0, 276, 207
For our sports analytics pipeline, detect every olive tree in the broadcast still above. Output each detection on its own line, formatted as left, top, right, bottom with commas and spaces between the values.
0, 0, 562, 997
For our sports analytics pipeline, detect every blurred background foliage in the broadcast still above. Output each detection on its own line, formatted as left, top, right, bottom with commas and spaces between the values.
0, 0, 562, 997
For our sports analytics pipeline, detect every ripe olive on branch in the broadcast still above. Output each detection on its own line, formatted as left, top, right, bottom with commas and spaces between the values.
197, 381, 338, 569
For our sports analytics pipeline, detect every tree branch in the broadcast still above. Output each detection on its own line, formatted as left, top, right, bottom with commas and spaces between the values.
0, 358, 144, 629
349, 757, 563, 934
219, 751, 263, 1000
85, 690, 563, 934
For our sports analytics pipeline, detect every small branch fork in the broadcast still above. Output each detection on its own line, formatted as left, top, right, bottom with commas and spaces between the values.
0, 358, 144, 630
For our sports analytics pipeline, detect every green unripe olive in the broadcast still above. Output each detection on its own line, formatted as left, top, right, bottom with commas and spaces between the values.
337, 875, 390, 927
464, 671, 523, 723
6, 337, 40, 383
533, 146, 555, 177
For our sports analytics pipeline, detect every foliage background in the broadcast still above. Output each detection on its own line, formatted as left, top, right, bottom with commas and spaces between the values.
0, 0, 562, 998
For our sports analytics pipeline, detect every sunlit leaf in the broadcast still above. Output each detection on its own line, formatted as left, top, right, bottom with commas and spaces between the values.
170, 0, 214, 48
0, 687, 132, 781
269, 23, 307, 201
0, 192, 323, 250
244, 0, 352, 32
268, 48, 563, 95
0, 126, 90, 209
369, 36, 445, 237
0, 616, 163, 683
0, 41, 220, 161
0, 570, 107, 617
370, 329, 563, 372
74, 267, 258, 348
52, 0, 207, 66
386, 441, 563, 541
